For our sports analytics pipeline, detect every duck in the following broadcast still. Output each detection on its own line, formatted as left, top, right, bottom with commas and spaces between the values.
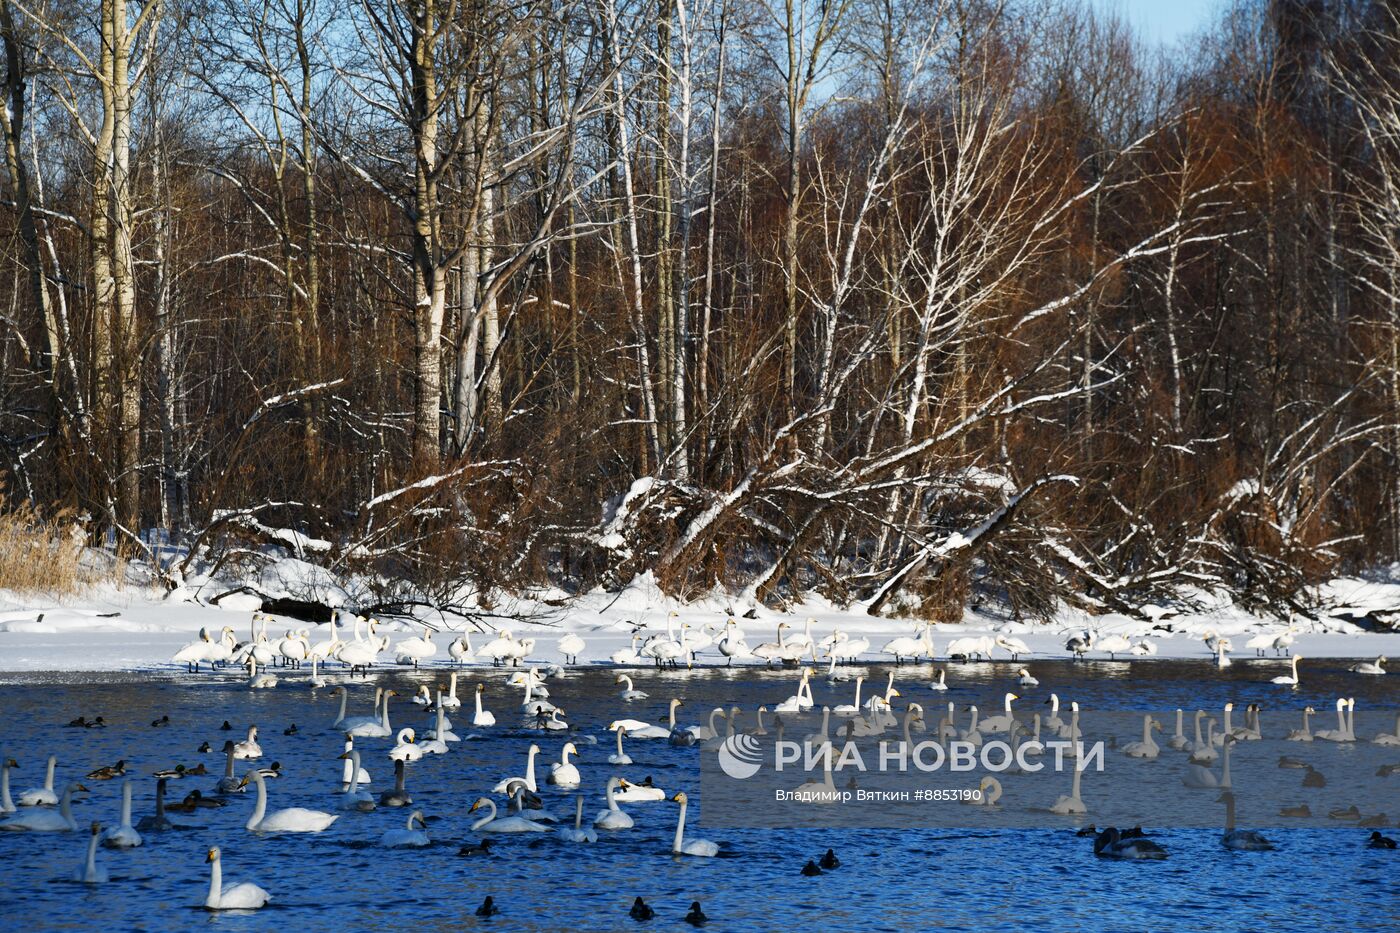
388, 728, 423, 762
458, 837, 493, 856
468, 796, 547, 833
1093, 826, 1168, 859
1, 782, 85, 831
379, 809, 430, 848
151, 715, 171, 728
87, 760, 128, 781
1368, 831, 1398, 849
819, 848, 840, 869
594, 776, 634, 829
686, 902, 708, 926
547, 742, 581, 787
476, 897, 499, 917
1277, 755, 1309, 769
801, 860, 823, 876
558, 797, 597, 843
203, 846, 271, 910
73, 821, 109, 882
668, 791, 719, 856
629, 897, 655, 920
1219, 791, 1274, 849
1302, 766, 1326, 788
18, 755, 59, 806
1279, 804, 1311, 817
168, 790, 225, 813
239, 770, 338, 832
1329, 805, 1362, 821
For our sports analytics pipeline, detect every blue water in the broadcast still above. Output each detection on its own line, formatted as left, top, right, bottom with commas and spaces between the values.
0, 660, 1396, 931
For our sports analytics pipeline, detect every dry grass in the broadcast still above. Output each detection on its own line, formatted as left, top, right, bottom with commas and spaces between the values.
0, 496, 102, 595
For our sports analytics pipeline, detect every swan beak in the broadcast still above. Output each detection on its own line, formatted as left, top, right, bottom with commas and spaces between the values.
337, 752, 351, 760
205, 849, 216, 862
469, 800, 482, 812
238, 776, 250, 788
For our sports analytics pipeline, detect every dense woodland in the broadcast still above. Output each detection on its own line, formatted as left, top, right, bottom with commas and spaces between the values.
0, 0, 1398, 618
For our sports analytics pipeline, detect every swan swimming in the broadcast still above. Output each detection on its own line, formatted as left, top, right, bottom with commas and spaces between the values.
469, 796, 547, 833
17, 755, 58, 806
379, 809, 430, 848
101, 779, 142, 848
1218, 791, 1274, 850
594, 776, 634, 829
73, 821, 108, 883
558, 797, 597, 843
668, 791, 719, 856
203, 846, 271, 910
240, 770, 338, 832
1, 782, 86, 831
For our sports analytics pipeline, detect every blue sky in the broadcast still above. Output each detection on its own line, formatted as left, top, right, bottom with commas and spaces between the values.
1092, 0, 1222, 46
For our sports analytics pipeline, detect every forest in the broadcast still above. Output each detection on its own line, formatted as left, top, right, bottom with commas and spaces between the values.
0, 0, 1397, 620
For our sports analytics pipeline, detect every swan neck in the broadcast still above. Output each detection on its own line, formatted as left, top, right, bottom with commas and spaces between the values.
45, 756, 55, 789
673, 797, 687, 853
472, 799, 496, 830
85, 831, 98, 876
247, 775, 267, 829
207, 857, 222, 907
121, 781, 132, 825
60, 786, 73, 824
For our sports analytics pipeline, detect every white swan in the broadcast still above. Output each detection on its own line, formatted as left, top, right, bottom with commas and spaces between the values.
345, 690, 396, 738
668, 791, 719, 856
1049, 764, 1087, 814
388, 728, 423, 762
775, 668, 815, 712
1166, 709, 1189, 750
246, 657, 278, 689
559, 796, 597, 843
1270, 655, 1302, 686
1286, 706, 1315, 742
101, 779, 142, 848
753, 623, 803, 667
333, 686, 377, 729
928, 669, 948, 691
609, 726, 633, 765
336, 750, 375, 811
469, 796, 547, 833
616, 674, 648, 700
233, 726, 263, 760
449, 633, 476, 666
1, 782, 85, 831
1351, 656, 1387, 676
1122, 715, 1161, 759
882, 625, 933, 664
339, 737, 373, 787
1044, 694, 1065, 732
718, 618, 752, 665
980, 693, 1020, 733
492, 744, 540, 793
547, 742, 581, 787
611, 634, 646, 665
1219, 791, 1274, 850
379, 809, 430, 848
1315, 698, 1354, 742
470, 683, 497, 727
203, 846, 271, 910
1017, 668, 1039, 687
1184, 736, 1234, 789
73, 821, 108, 883
558, 632, 586, 665
594, 776, 635, 829
1215, 641, 1232, 669
996, 634, 1031, 660
615, 777, 667, 802
1097, 633, 1133, 659
18, 754, 58, 806
394, 627, 437, 668
420, 698, 454, 754
1372, 712, 1400, 746
609, 709, 671, 739
0, 756, 17, 812
240, 770, 338, 832
968, 775, 1002, 807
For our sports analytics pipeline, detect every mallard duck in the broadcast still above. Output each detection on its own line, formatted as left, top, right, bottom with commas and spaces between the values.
87, 760, 128, 781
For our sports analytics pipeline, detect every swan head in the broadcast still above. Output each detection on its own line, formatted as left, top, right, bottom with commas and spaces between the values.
398, 729, 416, 743
206, 846, 222, 863
2, 757, 15, 768
670, 791, 689, 804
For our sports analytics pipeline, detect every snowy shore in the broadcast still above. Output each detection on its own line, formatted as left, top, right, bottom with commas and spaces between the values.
2, 569, 1399, 674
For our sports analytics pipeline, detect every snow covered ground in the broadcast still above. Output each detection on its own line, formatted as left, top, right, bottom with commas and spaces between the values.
1, 563, 1399, 673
